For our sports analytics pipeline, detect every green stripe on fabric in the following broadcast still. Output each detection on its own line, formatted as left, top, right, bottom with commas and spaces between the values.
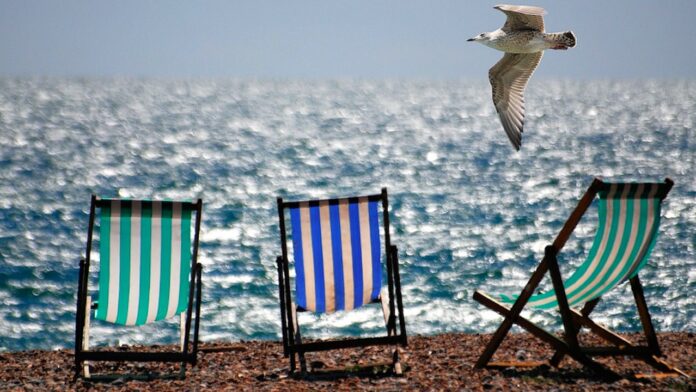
630, 199, 661, 277
526, 197, 610, 308
156, 205, 173, 320
566, 197, 608, 288
574, 192, 636, 305
621, 187, 659, 281
115, 205, 132, 325
136, 203, 152, 325
534, 194, 623, 311
564, 195, 623, 305
97, 205, 111, 321
178, 207, 192, 313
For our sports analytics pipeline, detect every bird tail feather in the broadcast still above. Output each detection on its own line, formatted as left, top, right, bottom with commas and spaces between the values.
548, 31, 576, 49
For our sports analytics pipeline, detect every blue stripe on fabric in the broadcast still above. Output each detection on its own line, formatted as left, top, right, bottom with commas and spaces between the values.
349, 202, 364, 309
289, 208, 306, 310
309, 206, 326, 313
329, 203, 345, 311
368, 201, 382, 301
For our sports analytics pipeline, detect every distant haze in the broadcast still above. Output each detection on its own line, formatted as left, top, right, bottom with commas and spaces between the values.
1, 0, 695, 79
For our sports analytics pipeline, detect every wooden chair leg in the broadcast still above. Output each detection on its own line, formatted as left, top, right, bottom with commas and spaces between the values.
546, 247, 581, 350
82, 296, 92, 379
289, 303, 307, 373
474, 257, 550, 368
559, 301, 687, 377
549, 298, 600, 367
392, 348, 403, 375
180, 312, 186, 351
630, 276, 661, 356
474, 291, 621, 380
380, 288, 396, 337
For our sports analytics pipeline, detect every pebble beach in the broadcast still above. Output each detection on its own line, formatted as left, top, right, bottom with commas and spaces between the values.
2, 332, 693, 391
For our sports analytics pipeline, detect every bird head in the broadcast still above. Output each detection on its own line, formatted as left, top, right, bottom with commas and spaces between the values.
467, 33, 490, 43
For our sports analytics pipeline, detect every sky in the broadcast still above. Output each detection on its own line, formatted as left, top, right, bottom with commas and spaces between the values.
1, 1, 695, 79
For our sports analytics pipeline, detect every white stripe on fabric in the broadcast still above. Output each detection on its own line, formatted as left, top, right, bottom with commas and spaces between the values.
147, 201, 162, 323
125, 201, 142, 325
625, 185, 659, 278
299, 203, 316, 311
528, 184, 620, 308
358, 198, 373, 305
566, 184, 631, 305
319, 201, 335, 313
338, 200, 354, 311
167, 202, 183, 318
106, 201, 121, 323
575, 184, 645, 305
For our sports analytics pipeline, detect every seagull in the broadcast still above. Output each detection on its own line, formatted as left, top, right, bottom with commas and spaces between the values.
468, 4, 576, 150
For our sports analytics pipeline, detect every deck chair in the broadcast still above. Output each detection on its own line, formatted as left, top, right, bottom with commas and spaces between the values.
275, 188, 407, 374
74, 196, 204, 379
473, 178, 688, 379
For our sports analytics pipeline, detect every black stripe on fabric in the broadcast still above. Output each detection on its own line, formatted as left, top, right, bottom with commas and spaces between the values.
281, 193, 383, 209
598, 183, 667, 199
95, 198, 198, 210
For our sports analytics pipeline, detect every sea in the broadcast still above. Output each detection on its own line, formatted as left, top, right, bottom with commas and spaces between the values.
0, 78, 694, 352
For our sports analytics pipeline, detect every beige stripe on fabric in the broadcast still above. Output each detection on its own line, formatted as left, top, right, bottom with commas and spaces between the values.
167, 202, 183, 318
529, 184, 620, 308
579, 184, 645, 303
338, 199, 354, 311
567, 184, 630, 305
125, 201, 142, 326
146, 201, 162, 323
299, 203, 316, 311
358, 198, 373, 305
319, 201, 335, 313
625, 185, 659, 278
106, 201, 121, 323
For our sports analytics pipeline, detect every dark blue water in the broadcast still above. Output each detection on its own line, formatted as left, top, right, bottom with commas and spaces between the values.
0, 78, 694, 352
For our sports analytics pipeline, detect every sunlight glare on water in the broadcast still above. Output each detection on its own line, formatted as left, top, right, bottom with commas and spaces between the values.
0, 78, 694, 351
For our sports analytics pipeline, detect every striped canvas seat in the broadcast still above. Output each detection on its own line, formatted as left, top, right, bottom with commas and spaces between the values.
95, 200, 194, 325
276, 188, 408, 374
75, 196, 203, 379
496, 183, 664, 310
288, 197, 382, 313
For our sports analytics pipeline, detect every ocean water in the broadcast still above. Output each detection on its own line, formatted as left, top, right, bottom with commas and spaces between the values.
0, 78, 694, 352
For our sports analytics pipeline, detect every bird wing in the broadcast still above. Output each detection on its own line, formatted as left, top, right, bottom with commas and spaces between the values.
495, 4, 545, 32
489, 52, 543, 150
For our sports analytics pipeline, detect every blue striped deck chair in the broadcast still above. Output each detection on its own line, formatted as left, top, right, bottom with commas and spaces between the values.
74, 196, 204, 379
276, 188, 407, 374
473, 178, 687, 379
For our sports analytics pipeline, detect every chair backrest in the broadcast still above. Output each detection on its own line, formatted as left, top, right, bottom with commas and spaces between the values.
520, 181, 671, 310
279, 193, 389, 314
91, 199, 200, 326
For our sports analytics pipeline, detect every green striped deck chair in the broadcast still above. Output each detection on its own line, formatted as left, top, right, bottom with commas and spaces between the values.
75, 196, 203, 379
276, 188, 407, 374
473, 178, 687, 379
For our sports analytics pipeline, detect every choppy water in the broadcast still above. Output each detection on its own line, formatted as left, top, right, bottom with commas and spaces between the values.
0, 78, 694, 352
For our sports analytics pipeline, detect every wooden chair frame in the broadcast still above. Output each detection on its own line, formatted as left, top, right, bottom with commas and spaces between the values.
74, 196, 204, 379
473, 178, 688, 379
276, 188, 407, 374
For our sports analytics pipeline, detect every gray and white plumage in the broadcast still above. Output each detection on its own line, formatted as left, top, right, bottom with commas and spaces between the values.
469, 4, 576, 150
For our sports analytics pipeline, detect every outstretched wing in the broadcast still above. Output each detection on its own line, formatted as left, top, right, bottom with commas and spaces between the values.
489, 52, 543, 150
495, 4, 545, 32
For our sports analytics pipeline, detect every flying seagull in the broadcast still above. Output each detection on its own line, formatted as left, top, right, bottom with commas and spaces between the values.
468, 4, 576, 150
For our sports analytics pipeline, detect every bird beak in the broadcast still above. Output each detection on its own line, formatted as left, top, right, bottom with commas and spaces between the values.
467, 37, 476, 42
